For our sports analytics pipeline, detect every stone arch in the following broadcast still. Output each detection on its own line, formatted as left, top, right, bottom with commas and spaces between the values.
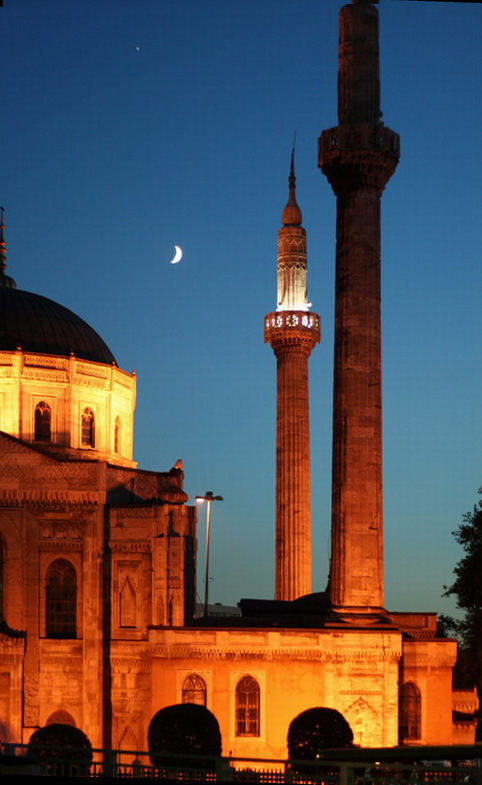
148, 703, 221, 770
288, 707, 353, 764
399, 682, 421, 742
45, 710, 76, 727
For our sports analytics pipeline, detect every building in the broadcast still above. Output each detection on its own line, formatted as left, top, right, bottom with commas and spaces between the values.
0, 0, 477, 761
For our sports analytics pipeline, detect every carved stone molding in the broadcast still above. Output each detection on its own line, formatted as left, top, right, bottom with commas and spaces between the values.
110, 542, 151, 553
148, 645, 399, 663
40, 540, 83, 552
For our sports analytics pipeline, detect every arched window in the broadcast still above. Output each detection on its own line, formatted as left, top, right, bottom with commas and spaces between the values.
399, 682, 421, 742
46, 559, 77, 639
114, 416, 121, 454
81, 408, 95, 447
236, 676, 260, 736
35, 401, 51, 442
182, 674, 207, 706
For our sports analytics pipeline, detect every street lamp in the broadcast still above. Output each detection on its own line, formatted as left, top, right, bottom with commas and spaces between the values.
195, 491, 223, 617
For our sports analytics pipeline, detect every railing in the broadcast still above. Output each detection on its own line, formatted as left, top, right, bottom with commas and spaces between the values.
0, 743, 480, 782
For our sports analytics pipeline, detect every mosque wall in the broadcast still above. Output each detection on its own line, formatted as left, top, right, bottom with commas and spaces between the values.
0, 350, 136, 466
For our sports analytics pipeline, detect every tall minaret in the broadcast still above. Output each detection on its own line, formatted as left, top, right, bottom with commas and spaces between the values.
319, 0, 399, 616
264, 153, 320, 601
0, 208, 17, 290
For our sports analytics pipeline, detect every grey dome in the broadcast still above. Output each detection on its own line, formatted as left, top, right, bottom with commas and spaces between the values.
0, 287, 116, 365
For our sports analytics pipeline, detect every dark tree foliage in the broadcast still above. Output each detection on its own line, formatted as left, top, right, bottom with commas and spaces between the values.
442, 487, 482, 740
288, 707, 353, 772
27, 723, 93, 774
148, 703, 221, 771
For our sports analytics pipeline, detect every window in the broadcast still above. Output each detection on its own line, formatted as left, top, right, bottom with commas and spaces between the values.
236, 676, 260, 736
182, 674, 206, 706
114, 416, 121, 454
399, 682, 421, 742
46, 559, 77, 638
35, 401, 51, 442
81, 408, 95, 447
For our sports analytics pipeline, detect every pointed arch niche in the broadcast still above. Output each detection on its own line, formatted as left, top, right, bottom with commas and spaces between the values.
119, 576, 136, 628
399, 682, 422, 743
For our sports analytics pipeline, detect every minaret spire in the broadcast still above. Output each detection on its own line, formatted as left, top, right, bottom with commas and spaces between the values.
319, 0, 399, 618
281, 145, 302, 227
0, 207, 17, 289
265, 154, 320, 601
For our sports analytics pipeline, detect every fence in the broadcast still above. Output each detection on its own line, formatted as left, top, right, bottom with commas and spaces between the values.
0, 742, 480, 782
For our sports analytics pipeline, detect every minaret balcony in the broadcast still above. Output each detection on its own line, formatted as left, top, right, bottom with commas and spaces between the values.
264, 310, 321, 352
319, 123, 399, 195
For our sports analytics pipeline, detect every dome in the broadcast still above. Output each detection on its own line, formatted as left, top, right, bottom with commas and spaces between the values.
0, 287, 116, 365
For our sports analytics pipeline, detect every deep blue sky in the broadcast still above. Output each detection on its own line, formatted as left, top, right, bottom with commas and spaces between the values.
2, 0, 480, 615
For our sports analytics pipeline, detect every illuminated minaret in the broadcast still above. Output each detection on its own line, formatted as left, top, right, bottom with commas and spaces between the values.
319, 0, 399, 615
0, 208, 16, 290
264, 153, 320, 601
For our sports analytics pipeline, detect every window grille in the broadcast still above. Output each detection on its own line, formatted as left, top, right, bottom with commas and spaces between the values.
182, 674, 207, 706
236, 676, 260, 736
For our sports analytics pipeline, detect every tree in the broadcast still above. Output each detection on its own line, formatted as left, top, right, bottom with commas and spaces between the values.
148, 703, 221, 771
288, 707, 353, 774
27, 724, 93, 775
443, 487, 482, 740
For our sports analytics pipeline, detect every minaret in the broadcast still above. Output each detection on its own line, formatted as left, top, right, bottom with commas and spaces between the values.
0, 208, 17, 289
264, 153, 320, 601
319, 0, 399, 616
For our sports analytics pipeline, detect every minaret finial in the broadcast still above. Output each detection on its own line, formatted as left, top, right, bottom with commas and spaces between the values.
282, 141, 302, 226
0, 207, 17, 289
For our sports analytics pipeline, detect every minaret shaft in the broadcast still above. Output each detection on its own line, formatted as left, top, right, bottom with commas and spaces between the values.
265, 159, 320, 601
275, 346, 312, 600
319, 0, 399, 614
330, 190, 383, 609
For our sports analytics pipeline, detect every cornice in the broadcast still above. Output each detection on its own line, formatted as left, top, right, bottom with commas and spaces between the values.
40, 540, 83, 552
148, 644, 400, 663
0, 488, 99, 510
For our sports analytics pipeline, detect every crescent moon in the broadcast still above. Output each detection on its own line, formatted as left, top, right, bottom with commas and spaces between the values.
170, 245, 183, 264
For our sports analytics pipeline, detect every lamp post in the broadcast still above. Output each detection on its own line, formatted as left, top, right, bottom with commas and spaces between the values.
195, 491, 223, 617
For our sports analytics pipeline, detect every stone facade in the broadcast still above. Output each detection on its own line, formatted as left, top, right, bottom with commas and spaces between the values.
0, 0, 477, 762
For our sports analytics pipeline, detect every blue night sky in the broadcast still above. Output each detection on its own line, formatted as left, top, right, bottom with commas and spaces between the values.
2, 0, 480, 615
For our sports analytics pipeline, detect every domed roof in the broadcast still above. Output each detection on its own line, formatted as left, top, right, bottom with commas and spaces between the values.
0, 287, 116, 365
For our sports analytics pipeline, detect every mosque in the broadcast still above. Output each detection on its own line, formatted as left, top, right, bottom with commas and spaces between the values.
0, 0, 477, 760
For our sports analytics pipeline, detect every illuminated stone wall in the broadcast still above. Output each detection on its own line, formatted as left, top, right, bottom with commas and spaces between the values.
0, 349, 136, 466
